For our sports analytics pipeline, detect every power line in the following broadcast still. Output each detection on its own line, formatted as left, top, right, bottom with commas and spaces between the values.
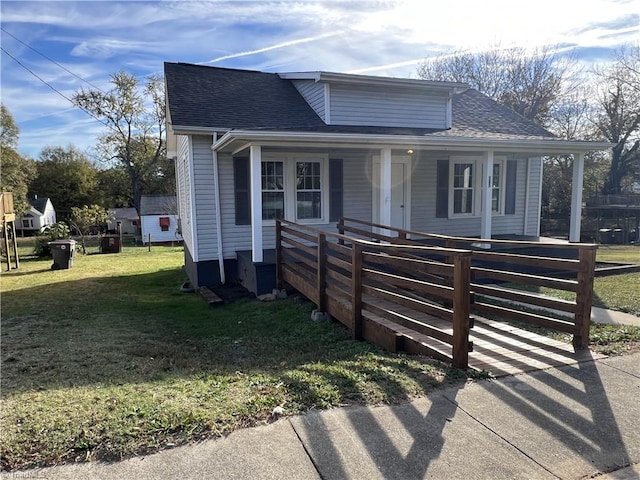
1, 26, 105, 92
0, 46, 113, 131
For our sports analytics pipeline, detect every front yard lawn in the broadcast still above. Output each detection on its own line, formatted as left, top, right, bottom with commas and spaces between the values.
0, 244, 472, 471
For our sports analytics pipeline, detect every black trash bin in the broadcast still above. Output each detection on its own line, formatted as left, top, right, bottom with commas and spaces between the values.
49, 239, 76, 270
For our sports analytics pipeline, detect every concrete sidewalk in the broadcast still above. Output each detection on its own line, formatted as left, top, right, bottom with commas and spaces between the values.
592, 306, 640, 327
4, 353, 639, 480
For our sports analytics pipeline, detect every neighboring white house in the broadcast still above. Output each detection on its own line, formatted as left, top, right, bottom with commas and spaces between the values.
107, 207, 139, 235
164, 62, 612, 292
18, 197, 56, 234
139, 195, 182, 244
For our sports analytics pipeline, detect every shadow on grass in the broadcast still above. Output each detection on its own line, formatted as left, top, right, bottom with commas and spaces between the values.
1, 267, 464, 398
1, 267, 53, 276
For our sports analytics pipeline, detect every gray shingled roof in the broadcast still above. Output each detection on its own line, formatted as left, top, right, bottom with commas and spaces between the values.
139, 196, 177, 216
165, 63, 325, 130
164, 62, 556, 140
109, 207, 139, 220
28, 197, 50, 214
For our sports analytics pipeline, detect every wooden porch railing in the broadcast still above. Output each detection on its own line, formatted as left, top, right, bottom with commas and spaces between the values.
276, 219, 474, 369
337, 217, 597, 350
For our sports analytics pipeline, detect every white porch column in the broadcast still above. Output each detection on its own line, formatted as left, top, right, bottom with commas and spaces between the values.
379, 148, 392, 233
480, 150, 494, 240
249, 145, 263, 262
569, 152, 585, 242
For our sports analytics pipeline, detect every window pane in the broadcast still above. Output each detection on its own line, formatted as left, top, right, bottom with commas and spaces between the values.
262, 161, 284, 190
492, 163, 501, 187
454, 189, 473, 214
296, 161, 322, 220
262, 160, 285, 220
492, 189, 500, 212
297, 192, 321, 219
454, 163, 473, 188
262, 192, 284, 219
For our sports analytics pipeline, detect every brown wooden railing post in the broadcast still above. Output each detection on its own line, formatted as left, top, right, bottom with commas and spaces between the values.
338, 218, 345, 245
275, 220, 283, 289
445, 238, 456, 265
452, 252, 471, 369
317, 232, 327, 312
398, 231, 407, 241
351, 242, 363, 340
573, 245, 597, 350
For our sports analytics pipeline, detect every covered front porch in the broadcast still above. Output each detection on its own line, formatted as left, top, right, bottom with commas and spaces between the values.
220, 140, 596, 270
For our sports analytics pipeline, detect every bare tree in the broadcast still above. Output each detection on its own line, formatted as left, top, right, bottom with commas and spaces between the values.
417, 46, 578, 127
592, 44, 640, 194
73, 72, 166, 213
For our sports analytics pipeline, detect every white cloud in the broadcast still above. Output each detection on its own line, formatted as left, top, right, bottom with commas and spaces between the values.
204, 32, 339, 64
2, 0, 638, 158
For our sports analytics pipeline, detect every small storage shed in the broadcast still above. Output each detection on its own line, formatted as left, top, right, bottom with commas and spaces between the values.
107, 207, 139, 235
139, 195, 182, 244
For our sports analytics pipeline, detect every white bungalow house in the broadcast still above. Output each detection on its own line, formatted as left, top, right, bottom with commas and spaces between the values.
18, 197, 56, 234
164, 62, 611, 294
139, 195, 182, 244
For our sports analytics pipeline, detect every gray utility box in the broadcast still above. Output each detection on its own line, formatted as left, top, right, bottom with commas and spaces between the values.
49, 239, 76, 270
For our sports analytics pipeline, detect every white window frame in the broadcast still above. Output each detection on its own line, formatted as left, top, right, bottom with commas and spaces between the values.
448, 155, 506, 218
261, 152, 330, 225
261, 159, 286, 221
487, 158, 506, 215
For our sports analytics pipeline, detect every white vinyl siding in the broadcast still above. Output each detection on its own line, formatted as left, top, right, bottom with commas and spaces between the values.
141, 215, 181, 243
411, 152, 527, 237
191, 135, 218, 261
291, 80, 326, 121
329, 84, 448, 128
215, 148, 533, 258
218, 149, 372, 258
176, 135, 194, 254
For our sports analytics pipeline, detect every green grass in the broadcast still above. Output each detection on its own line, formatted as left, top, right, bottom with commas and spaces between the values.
522, 245, 640, 316
494, 245, 640, 354
1, 242, 474, 471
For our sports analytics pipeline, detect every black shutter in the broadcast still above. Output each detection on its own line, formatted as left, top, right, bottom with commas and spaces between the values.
234, 157, 251, 225
329, 158, 343, 222
436, 160, 449, 218
505, 159, 517, 215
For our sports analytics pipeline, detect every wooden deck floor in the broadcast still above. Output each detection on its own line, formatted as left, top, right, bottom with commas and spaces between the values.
358, 295, 605, 377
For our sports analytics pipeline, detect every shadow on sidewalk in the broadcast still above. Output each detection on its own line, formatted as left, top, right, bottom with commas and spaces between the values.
463, 354, 634, 477
289, 352, 636, 479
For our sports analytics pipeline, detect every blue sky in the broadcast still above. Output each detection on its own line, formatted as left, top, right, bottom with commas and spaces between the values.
1, 0, 639, 159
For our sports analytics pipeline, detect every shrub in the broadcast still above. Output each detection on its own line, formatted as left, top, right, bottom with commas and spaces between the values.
33, 222, 71, 257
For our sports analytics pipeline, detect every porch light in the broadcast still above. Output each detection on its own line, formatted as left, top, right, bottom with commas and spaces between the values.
407, 149, 414, 154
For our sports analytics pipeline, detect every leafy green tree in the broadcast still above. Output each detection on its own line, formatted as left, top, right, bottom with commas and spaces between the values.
1, 104, 19, 149
72, 72, 167, 214
0, 104, 36, 215
96, 166, 132, 208
70, 204, 112, 253
29, 146, 99, 217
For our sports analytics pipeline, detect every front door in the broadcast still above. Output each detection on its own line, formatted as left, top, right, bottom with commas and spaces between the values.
372, 155, 411, 230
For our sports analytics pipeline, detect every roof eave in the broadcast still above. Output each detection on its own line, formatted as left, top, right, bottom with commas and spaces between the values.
278, 71, 468, 92
171, 125, 229, 135
213, 130, 614, 155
